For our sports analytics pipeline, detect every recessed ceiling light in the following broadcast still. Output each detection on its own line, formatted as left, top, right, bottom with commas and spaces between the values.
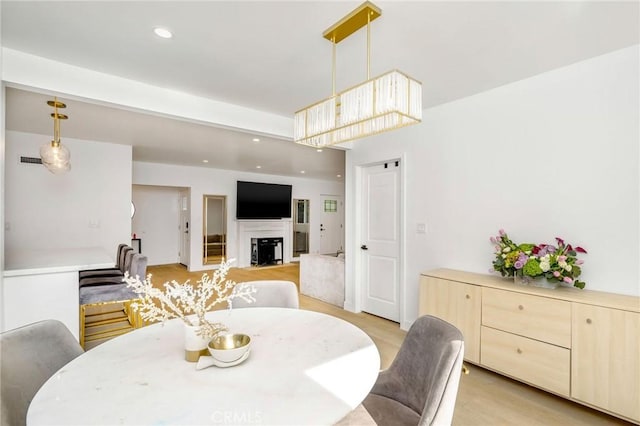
300, 170, 306, 174
154, 27, 173, 39
337, 174, 342, 178
252, 138, 260, 142
316, 149, 323, 152
202, 160, 209, 163
256, 165, 262, 169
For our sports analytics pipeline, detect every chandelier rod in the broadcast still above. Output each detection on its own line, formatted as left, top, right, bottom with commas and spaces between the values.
47, 96, 68, 147
367, 10, 371, 80
332, 36, 336, 96
324, 2, 381, 95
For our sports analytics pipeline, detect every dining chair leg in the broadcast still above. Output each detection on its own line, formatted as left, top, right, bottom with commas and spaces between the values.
79, 299, 141, 348
124, 299, 143, 329
79, 305, 87, 349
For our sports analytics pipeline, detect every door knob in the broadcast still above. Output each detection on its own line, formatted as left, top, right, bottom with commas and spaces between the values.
360, 245, 368, 250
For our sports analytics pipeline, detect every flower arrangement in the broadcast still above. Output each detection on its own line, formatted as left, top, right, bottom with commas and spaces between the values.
124, 259, 256, 339
490, 229, 588, 289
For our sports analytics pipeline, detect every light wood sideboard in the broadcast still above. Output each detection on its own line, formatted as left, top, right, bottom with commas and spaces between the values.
419, 269, 640, 424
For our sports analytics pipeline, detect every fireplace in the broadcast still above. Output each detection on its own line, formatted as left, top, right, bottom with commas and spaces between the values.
236, 220, 292, 267
251, 237, 284, 266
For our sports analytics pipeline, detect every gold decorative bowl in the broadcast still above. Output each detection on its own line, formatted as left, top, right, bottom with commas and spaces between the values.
208, 333, 251, 363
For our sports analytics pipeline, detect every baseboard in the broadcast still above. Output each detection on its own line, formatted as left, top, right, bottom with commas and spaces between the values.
343, 301, 356, 312
400, 319, 413, 332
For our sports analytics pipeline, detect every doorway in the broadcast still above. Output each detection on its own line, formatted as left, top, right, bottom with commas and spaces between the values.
319, 195, 344, 255
131, 185, 187, 266
203, 195, 227, 265
360, 161, 401, 322
292, 199, 310, 258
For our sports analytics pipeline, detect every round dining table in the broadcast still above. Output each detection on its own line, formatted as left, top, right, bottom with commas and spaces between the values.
27, 308, 380, 425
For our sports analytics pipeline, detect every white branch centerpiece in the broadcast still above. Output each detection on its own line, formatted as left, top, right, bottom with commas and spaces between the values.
124, 259, 256, 360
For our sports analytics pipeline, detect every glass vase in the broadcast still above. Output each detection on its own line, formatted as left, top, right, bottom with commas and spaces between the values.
513, 275, 559, 289
530, 279, 559, 289
513, 275, 531, 286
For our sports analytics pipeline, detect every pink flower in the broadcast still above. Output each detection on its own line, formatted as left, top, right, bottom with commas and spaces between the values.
558, 255, 567, 262
575, 246, 587, 254
576, 259, 584, 265
499, 229, 505, 236
553, 271, 560, 277
490, 237, 496, 244
563, 276, 573, 284
556, 237, 565, 246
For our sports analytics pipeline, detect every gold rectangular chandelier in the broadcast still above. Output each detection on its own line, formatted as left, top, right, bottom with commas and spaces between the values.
294, 2, 422, 148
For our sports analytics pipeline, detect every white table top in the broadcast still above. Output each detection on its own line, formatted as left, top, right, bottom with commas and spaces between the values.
4, 247, 114, 277
28, 308, 381, 426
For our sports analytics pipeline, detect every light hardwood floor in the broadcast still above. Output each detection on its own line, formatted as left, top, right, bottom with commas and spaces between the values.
103, 262, 630, 426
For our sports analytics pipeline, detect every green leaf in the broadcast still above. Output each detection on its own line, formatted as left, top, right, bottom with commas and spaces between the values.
572, 266, 582, 278
518, 243, 535, 252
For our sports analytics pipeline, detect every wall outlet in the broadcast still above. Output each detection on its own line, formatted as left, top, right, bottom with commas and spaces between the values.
416, 223, 426, 234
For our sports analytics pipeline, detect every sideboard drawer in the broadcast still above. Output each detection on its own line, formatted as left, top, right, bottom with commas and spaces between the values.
482, 287, 571, 348
481, 326, 570, 397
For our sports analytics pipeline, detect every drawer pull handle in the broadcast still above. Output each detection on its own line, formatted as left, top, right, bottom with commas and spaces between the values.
518, 305, 524, 310
586, 318, 592, 324
465, 294, 470, 299
517, 348, 523, 354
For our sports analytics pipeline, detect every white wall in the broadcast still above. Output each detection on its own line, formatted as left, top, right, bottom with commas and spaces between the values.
5, 131, 132, 258
346, 45, 640, 329
133, 161, 344, 271
132, 185, 182, 266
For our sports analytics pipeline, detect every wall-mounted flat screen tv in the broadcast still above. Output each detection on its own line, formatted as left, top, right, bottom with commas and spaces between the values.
236, 181, 292, 219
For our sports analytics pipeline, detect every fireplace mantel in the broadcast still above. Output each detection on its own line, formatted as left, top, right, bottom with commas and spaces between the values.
236, 220, 292, 267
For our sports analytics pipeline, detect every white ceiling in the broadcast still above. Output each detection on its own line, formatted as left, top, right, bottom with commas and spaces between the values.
2, 1, 638, 179
5, 87, 346, 180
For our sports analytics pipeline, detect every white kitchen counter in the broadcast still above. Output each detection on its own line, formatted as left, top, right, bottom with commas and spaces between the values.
300, 253, 345, 307
2, 247, 114, 339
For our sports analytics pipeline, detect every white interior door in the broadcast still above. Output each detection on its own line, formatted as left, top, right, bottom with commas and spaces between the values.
319, 195, 343, 254
361, 161, 401, 322
179, 190, 190, 266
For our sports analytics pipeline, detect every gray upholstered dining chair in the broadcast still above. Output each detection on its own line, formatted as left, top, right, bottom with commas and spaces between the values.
78, 254, 148, 347
79, 244, 133, 279
79, 248, 136, 287
1, 320, 84, 426
233, 280, 299, 309
361, 315, 465, 426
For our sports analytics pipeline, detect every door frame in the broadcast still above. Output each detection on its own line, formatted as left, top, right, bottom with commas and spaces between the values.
179, 188, 191, 268
202, 194, 227, 266
351, 153, 407, 329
